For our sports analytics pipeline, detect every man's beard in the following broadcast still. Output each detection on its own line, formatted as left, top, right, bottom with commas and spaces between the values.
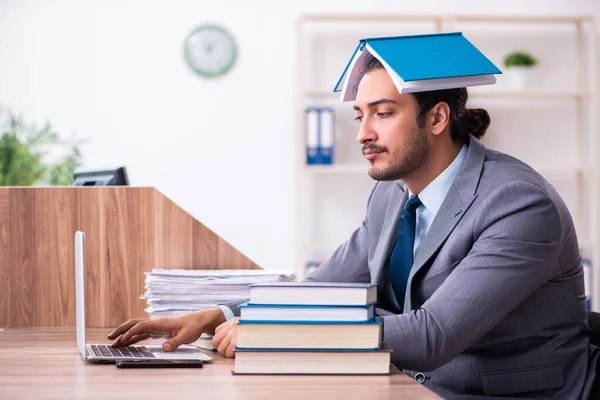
366, 126, 429, 181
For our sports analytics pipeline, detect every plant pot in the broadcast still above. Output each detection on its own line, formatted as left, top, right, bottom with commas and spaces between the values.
506, 66, 533, 90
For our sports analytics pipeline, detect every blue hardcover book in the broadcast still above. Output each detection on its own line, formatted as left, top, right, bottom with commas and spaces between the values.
236, 316, 383, 350
334, 32, 502, 102
239, 302, 375, 322
248, 282, 378, 306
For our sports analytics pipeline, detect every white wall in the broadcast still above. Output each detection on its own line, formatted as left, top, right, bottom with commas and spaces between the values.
1, 0, 599, 272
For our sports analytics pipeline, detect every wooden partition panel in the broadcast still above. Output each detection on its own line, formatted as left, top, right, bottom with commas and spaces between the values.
0, 187, 260, 328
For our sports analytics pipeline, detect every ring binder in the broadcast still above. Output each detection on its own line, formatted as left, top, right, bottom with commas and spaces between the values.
305, 107, 335, 165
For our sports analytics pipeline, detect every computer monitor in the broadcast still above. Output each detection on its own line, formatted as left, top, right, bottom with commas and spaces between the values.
72, 167, 129, 186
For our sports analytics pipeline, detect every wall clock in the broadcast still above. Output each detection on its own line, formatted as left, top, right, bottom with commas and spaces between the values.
183, 24, 237, 77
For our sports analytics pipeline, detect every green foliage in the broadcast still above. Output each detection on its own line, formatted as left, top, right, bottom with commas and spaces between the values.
504, 51, 538, 68
0, 106, 84, 186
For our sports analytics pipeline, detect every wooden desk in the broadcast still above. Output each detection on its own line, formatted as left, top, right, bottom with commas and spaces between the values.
0, 328, 442, 399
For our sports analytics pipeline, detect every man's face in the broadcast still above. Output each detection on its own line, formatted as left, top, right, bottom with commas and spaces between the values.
353, 68, 430, 181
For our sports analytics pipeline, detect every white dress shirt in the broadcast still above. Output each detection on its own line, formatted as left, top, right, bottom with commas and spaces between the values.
408, 144, 468, 259
217, 304, 235, 321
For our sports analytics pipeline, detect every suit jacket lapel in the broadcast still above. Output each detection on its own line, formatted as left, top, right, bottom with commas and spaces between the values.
403, 135, 487, 311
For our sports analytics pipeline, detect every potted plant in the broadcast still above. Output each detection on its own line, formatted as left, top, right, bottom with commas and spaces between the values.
0, 106, 83, 186
503, 51, 538, 90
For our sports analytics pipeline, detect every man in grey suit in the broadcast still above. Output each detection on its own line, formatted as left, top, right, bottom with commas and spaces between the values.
109, 58, 597, 399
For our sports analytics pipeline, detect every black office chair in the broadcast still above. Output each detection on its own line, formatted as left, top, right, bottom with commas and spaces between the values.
589, 311, 600, 347
588, 312, 600, 400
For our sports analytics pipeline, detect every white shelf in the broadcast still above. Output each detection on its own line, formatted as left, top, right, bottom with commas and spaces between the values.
300, 14, 592, 24
454, 15, 592, 24
470, 90, 589, 99
537, 167, 588, 176
301, 14, 442, 23
296, 13, 597, 309
304, 89, 589, 100
305, 165, 589, 176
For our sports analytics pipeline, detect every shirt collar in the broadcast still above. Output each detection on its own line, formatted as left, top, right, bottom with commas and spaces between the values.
408, 144, 468, 216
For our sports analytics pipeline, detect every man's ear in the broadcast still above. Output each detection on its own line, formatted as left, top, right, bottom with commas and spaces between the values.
430, 102, 451, 137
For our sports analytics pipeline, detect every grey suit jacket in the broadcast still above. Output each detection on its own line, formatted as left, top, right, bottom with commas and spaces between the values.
227, 135, 598, 398
303, 135, 598, 399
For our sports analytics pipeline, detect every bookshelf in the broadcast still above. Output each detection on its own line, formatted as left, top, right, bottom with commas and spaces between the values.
294, 14, 598, 310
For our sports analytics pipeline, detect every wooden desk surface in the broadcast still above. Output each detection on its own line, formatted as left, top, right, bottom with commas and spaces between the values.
0, 328, 442, 399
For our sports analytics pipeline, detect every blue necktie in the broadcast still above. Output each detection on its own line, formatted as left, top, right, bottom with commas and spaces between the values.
389, 195, 422, 309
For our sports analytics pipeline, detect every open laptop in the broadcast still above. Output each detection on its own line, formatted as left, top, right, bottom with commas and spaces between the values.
75, 231, 212, 362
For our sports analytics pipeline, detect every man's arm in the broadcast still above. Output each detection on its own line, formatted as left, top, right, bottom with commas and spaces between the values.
383, 181, 564, 371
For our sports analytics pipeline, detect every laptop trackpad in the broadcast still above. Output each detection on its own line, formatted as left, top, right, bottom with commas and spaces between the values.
145, 345, 212, 361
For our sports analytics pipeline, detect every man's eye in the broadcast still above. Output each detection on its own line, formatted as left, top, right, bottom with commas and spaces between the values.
377, 112, 392, 118
354, 116, 363, 122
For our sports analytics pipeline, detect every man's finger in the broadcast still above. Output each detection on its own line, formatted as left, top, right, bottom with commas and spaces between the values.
120, 321, 160, 344
216, 334, 231, 356
214, 319, 232, 334
118, 333, 151, 347
163, 327, 200, 352
111, 334, 125, 348
225, 339, 236, 358
212, 323, 231, 348
107, 318, 147, 339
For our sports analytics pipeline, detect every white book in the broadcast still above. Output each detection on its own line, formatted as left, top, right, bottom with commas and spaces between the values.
248, 282, 377, 306
233, 345, 391, 375
239, 303, 375, 322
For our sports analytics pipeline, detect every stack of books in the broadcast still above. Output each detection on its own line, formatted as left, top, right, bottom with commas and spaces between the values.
141, 269, 296, 318
233, 282, 391, 375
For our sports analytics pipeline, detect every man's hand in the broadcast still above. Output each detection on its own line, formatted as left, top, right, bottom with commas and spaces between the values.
107, 307, 226, 352
212, 317, 240, 358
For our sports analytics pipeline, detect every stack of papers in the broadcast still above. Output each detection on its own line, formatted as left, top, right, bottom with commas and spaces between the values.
142, 269, 296, 318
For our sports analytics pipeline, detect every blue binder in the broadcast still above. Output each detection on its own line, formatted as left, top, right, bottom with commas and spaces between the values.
305, 106, 335, 165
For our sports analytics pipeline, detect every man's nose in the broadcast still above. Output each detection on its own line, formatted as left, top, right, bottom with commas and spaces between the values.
356, 117, 376, 145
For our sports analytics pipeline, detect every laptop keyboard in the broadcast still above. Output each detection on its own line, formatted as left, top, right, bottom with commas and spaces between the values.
90, 344, 155, 359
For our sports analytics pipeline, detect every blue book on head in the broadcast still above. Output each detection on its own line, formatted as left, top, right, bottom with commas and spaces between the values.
334, 32, 502, 102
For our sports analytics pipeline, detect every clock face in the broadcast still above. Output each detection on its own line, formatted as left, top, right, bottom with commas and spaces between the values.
184, 24, 237, 77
